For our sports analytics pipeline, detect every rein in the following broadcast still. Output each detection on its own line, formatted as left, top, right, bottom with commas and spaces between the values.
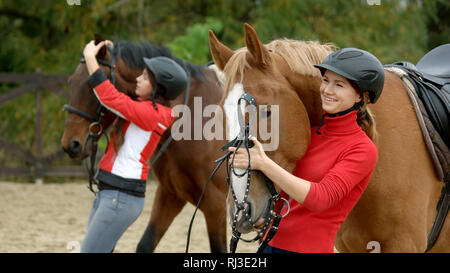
185, 92, 289, 253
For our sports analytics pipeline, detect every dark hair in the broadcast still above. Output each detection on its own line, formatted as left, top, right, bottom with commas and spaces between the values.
112, 41, 204, 82
111, 41, 194, 153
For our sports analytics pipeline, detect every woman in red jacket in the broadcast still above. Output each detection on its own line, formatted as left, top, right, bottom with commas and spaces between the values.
230, 48, 384, 253
80, 40, 188, 252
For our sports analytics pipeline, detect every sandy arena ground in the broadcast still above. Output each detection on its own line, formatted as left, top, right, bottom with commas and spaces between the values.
0, 181, 259, 253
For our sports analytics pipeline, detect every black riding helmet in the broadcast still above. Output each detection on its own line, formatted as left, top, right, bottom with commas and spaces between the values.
143, 56, 188, 106
314, 47, 385, 104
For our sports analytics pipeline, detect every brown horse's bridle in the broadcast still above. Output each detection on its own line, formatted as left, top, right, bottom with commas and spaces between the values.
62, 45, 115, 194
185, 92, 289, 253
63, 45, 192, 195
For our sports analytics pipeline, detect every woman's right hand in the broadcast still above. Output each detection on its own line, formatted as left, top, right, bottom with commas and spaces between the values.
228, 137, 268, 171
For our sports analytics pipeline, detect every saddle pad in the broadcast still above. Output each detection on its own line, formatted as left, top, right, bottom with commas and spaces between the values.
386, 67, 450, 182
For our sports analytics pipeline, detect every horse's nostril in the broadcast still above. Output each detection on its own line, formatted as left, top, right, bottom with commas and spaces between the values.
69, 140, 81, 154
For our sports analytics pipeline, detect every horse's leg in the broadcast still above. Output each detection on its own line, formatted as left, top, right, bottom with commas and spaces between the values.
198, 182, 228, 253
136, 183, 186, 253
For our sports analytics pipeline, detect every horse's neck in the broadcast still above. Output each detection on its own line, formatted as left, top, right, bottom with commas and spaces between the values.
173, 68, 223, 107
287, 73, 323, 127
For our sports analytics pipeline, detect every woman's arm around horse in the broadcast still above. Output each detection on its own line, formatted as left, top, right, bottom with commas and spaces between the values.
229, 136, 377, 212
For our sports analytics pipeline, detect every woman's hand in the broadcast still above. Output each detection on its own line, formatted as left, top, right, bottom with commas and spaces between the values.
228, 137, 268, 171
82, 40, 106, 75
104, 40, 114, 47
83, 40, 105, 59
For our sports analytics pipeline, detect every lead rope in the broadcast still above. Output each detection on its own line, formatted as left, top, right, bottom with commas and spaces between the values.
185, 149, 230, 253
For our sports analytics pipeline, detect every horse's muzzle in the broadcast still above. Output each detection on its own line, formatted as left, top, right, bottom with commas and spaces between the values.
62, 139, 88, 159
233, 197, 272, 234
233, 203, 254, 234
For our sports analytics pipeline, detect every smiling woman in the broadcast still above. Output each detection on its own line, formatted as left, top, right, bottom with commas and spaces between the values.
314, 48, 383, 142
253, 47, 383, 253
214, 26, 385, 253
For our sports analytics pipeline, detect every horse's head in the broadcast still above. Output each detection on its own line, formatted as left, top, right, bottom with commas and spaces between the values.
61, 34, 118, 159
210, 24, 322, 235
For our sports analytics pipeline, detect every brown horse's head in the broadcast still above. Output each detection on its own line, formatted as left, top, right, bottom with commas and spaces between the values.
62, 36, 205, 160
61, 35, 142, 159
61, 35, 112, 159
209, 24, 333, 234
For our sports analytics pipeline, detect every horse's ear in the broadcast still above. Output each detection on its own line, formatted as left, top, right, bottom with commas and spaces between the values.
209, 30, 234, 71
244, 23, 269, 66
94, 33, 107, 59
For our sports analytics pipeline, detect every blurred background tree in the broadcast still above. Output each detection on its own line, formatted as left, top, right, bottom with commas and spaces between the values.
0, 0, 448, 180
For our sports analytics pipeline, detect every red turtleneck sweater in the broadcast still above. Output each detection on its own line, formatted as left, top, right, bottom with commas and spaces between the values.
269, 110, 378, 253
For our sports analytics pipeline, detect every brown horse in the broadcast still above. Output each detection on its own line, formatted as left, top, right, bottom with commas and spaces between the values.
209, 23, 449, 252
61, 37, 229, 252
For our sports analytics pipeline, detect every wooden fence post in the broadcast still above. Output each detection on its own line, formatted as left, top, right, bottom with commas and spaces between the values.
35, 68, 43, 185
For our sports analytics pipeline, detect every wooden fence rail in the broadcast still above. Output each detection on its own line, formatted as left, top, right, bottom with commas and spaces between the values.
0, 71, 88, 179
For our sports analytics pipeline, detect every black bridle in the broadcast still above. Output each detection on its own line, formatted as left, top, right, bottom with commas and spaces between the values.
185, 92, 289, 253
62, 45, 115, 194
63, 45, 192, 195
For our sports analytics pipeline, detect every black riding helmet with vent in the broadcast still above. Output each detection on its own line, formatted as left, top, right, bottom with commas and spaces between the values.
314, 47, 385, 104
143, 56, 188, 108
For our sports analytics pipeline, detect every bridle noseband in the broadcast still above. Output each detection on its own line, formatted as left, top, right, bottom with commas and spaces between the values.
62, 45, 115, 194
223, 92, 289, 253
185, 91, 289, 253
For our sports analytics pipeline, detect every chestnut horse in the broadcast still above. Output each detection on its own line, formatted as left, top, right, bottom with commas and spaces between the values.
209, 23, 449, 252
61, 37, 229, 252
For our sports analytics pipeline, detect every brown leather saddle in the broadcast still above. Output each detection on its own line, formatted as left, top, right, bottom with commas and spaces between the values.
387, 44, 450, 148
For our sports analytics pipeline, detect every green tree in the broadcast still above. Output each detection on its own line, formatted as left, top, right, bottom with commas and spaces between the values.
0, 0, 447, 180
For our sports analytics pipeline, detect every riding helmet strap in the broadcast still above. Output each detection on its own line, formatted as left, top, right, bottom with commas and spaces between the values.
316, 101, 363, 135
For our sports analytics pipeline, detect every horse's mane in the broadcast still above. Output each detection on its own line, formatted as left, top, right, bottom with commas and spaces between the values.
266, 39, 337, 77
113, 41, 205, 81
223, 39, 337, 92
